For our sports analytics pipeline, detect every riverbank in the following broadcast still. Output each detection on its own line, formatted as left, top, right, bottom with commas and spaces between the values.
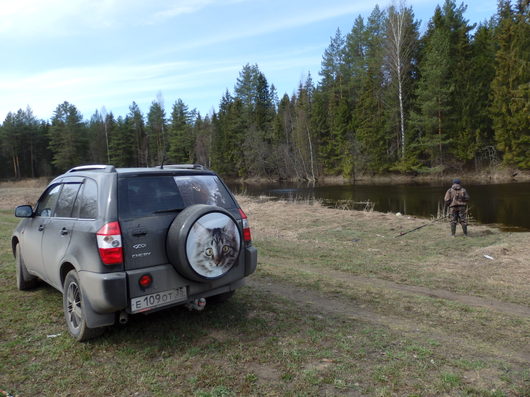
228, 167, 530, 185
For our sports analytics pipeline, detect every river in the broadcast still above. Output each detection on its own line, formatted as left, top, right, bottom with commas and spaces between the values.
229, 181, 530, 232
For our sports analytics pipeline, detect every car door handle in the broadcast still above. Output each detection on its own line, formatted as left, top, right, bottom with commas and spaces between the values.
38, 225, 45, 231
61, 228, 69, 236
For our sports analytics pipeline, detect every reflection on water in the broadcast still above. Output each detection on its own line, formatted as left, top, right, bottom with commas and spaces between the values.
230, 181, 530, 232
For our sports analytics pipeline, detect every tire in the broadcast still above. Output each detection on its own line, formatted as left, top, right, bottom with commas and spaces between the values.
208, 290, 235, 304
15, 244, 39, 290
63, 270, 104, 342
166, 205, 242, 282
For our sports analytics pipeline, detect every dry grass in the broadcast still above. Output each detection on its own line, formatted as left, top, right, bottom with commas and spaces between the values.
237, 195, 530, 298
0, 188, 528, 396
0, 179, 48, 210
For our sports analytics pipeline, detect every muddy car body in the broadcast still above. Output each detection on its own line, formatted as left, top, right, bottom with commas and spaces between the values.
12, 164, 257, 341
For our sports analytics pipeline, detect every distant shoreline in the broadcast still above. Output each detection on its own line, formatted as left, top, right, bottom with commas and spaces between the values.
227, 168, 530, 185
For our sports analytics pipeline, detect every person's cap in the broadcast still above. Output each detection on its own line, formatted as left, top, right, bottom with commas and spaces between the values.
452, 178, 461, 184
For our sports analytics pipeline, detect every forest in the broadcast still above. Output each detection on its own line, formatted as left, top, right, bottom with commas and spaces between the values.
0, 0, 528, 181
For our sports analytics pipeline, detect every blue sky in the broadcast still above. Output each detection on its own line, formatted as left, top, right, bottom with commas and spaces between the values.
0, 0, 499, 122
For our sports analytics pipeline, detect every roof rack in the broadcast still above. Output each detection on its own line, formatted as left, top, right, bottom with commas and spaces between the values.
66, 165, 116, 173
158, 164, 206, 170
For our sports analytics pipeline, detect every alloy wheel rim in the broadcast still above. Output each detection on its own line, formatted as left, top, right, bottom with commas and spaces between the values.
66, 282, 82, 330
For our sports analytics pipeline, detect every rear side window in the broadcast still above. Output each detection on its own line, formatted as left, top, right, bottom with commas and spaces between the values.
54, 183, 81, 217
118, 175, 236, 219
73, 179, 98, 219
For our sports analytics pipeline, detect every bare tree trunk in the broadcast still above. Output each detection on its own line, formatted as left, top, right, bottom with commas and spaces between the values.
101, 107, 110, 164
397, 70, 405, 159
12, 154, 17, 178
30, 142, 35, 178
438, 108, 443, 164
104, 121, 110, 164
385, 1, 414, 160
305, 124, 316, 182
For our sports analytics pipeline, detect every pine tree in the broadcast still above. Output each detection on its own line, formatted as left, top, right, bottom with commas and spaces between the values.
212, 91, 247, 176
108, 115, 136, 167
193, 113, 214, 168
48, 101, 87, 171
0, 107, 48, 178
87, 110, 110, 164
232, 64, 276, 176
1, 112, 23, 178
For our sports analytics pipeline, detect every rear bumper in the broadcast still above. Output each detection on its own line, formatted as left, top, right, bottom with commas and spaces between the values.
79, 246, 257, 315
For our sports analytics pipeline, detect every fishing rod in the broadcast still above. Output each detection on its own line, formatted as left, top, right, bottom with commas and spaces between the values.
395, 214, 448, 237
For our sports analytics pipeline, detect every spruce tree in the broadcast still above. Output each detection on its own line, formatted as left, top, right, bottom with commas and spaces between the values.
411, 7, 453, 168
146, 98, 167, 166
127, 102, 148, 167
167, 99, 193, 163
490, 0, 530, 168
317, 28, 348, 174
468, 22, 497, 167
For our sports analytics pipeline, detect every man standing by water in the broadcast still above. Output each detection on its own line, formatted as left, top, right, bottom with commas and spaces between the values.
444, 178, 470, 236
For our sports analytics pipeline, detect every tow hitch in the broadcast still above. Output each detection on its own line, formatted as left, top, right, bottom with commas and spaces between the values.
185, 297, 206, 311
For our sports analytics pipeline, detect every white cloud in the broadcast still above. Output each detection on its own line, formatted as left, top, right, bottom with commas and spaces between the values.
0, 0, 232, 37
0, 58, 243, 119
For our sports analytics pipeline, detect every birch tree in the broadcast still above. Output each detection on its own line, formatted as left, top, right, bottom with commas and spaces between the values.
385, 2, 419, 160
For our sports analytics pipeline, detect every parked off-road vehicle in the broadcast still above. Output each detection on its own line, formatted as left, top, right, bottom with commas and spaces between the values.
12, 164, 257, 341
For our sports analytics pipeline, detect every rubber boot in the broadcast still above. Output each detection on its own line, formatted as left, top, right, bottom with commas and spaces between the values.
451, 224, 456, 237
462, 224, 468, 236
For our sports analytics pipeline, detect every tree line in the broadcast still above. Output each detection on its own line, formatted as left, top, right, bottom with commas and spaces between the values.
1, 0, 528, 181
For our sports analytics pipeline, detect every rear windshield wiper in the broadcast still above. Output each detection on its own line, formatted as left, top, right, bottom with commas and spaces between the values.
153, 208, 182, 214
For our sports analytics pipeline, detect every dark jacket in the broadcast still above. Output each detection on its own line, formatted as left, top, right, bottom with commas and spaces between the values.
444, 183, 469, 207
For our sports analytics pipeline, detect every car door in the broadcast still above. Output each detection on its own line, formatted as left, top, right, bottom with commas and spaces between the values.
41, 181, 81, 290
21, 184, 62, 280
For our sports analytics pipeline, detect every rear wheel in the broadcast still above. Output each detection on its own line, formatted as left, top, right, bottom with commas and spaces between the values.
63, 270, 104, 341
15, 244, 39, 290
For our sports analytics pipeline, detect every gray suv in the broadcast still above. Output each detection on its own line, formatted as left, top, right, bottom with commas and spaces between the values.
12, 164, 257, 341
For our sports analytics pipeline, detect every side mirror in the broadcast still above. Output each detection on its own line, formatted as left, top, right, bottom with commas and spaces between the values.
15, 205, 33, 218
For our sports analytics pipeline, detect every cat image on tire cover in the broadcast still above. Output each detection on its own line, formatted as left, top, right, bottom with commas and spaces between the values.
186, 212, 240, 277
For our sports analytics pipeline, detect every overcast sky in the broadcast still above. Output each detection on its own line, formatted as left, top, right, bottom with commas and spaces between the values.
0, 0, 498, 122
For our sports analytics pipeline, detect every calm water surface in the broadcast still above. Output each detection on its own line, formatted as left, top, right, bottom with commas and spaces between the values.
230, 181, 530, 232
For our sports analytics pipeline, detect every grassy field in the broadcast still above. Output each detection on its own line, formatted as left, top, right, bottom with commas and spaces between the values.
0, 187, 529, 396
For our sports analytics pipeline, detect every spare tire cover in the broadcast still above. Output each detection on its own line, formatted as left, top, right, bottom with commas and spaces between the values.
167, 205, 241, 282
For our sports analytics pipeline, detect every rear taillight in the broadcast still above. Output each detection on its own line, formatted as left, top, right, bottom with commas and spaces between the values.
96, 221, 123, 265
238, 208, 252, 243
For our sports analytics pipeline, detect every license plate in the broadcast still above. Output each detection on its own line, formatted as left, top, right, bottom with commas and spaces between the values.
130, 288, 187, 313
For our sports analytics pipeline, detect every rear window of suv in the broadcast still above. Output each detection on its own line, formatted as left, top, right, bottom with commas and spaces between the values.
118, 175, 236, 219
